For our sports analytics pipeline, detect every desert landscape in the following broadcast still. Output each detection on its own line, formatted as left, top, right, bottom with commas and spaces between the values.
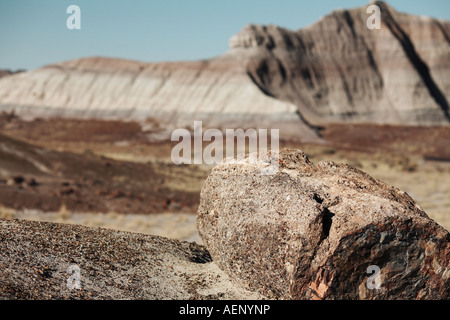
0, 1, 448, 300
0, 115, 449, 239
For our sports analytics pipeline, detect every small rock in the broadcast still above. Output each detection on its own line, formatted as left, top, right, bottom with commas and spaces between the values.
26, 178, 38, 187
8, 176, 25, 185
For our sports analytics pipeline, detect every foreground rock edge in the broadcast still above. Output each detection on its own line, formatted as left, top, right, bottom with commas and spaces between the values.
0, 218, 266, 300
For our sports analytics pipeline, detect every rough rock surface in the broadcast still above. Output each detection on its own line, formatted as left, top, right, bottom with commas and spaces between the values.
0, 219, 265, 300
197, 149, 450, 299
0, 1, 448, 137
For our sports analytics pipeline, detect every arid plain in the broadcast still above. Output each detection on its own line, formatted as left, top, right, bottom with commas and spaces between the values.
1, 116, 448, 243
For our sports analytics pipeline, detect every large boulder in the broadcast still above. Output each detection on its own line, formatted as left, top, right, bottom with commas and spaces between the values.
197, 149, 450, 299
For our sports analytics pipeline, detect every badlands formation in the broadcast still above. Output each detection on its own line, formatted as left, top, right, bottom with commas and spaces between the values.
0, 1, 449, 143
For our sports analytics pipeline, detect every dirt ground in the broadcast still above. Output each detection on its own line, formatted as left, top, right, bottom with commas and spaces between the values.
0, 115, 448, 235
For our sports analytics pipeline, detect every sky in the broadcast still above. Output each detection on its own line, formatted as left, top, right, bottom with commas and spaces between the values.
1, 0, 449, 70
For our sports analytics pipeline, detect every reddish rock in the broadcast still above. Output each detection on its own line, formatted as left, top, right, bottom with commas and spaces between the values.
197, 149, 449, 299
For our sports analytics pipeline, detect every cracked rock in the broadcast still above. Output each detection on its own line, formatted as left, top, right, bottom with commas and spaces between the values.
197, 149, 449, 299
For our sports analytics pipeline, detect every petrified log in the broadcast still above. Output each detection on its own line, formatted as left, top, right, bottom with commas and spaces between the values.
197, 149, 449, 299
0, 219, 264, 300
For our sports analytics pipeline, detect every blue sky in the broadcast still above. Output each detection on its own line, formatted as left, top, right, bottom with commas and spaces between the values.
1, 0, 449, 70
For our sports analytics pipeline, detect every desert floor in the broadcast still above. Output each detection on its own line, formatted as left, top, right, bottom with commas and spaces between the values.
0, 117, 448, 241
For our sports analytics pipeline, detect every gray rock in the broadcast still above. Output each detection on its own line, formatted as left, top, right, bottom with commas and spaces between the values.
0, 219, 265, 300
197, 149, 449, 299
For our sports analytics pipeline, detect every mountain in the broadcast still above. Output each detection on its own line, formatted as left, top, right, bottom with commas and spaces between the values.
0, 1, 448, 142
232, 1, 450, 125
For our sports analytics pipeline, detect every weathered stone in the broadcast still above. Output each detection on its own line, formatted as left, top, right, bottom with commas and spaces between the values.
197, 149, 450, 299
0, 219, 265, 300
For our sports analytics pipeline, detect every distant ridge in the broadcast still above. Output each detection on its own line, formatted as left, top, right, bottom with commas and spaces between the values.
0, 1, 448, 142
230, 1, 450, 125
